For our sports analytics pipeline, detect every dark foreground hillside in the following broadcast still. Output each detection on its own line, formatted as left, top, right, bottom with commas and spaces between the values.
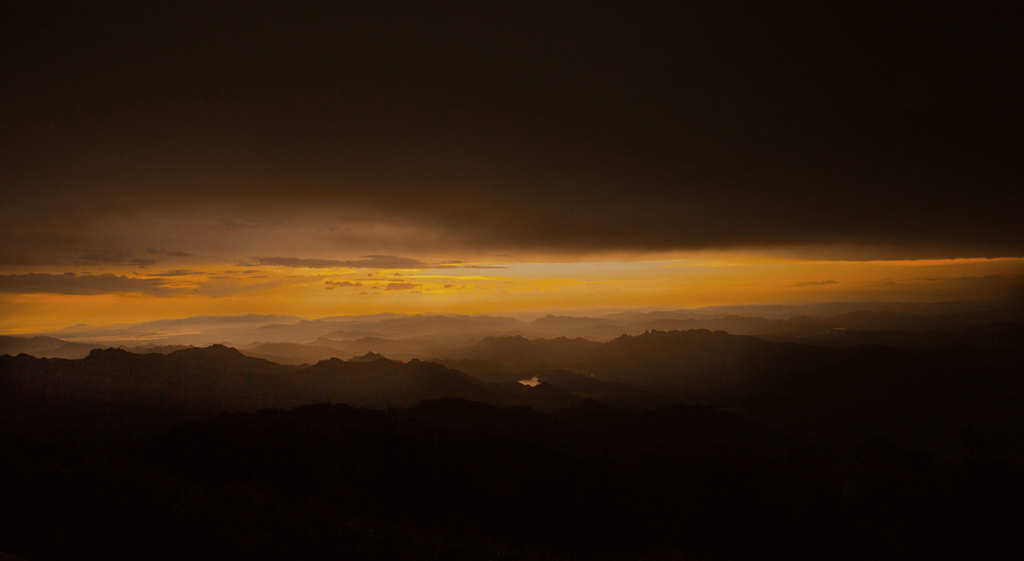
2, 329, 1022, 560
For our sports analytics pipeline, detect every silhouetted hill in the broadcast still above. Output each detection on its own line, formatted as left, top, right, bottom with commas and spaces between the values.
527, 314, 627, 338
766, 320, 1024, 349
2, 399, 800, 560
5, 396, 1018, 560
3, 326, 1024, 559
444, 330, 791, 387
242, 340, 341, 364
445, 329, 1024, 450
122, 344, 195, 354
8, 329, 1022, 452
293, 355, 490, 407
9, 304, 1016, 355
348, 351, 388, 362
0, 335, 96, 358
0, 345, 297, 433
323, 314, 523, 340
520, 369, 664, 408
1, 345, 590, 431
442, 335, 602, 381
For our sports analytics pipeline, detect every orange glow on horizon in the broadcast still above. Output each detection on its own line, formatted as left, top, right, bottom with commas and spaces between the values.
1, 254, 1021, 334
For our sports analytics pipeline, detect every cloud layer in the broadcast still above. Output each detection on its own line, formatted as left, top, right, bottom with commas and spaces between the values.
0, 273, 174, 295
1, 5, 1020, 266
260, 256, 428, 269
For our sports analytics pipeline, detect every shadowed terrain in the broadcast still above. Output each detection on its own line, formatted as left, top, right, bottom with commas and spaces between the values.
2, 324, 1022, 559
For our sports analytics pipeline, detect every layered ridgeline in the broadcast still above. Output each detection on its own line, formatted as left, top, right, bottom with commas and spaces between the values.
2, 346, 485, 431
0, 344, 609, 433
0, 335, 97, 359
4, 329, 1022, 445
3, 329, 1023, 560
442, 329, 1024, 446
3, 303, 1018, 362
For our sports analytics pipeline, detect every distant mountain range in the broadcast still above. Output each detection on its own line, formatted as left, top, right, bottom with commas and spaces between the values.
5, 327, 1022, 450
1, 343, 611, 432
5, 301, 1017, 362
0, 335, 96, 359
3, 325, 1022, 560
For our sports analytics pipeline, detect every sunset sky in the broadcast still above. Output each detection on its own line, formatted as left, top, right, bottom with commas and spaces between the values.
1, 5, 1021, 333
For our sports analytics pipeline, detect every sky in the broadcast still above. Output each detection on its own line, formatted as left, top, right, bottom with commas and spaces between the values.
1, 4, 1021, 332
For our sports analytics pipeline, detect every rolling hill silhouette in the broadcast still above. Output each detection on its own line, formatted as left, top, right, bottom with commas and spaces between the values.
2, 326, 1023, 559
442, 329, 1024, 449
0, 335, 96, 359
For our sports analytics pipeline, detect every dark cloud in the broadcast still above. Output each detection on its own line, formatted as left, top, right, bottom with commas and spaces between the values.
259, 256, 428, 269
0, 273, 174, 295
191, 277, 296, 298
146, 248, 193, 257
147, 269, 198, 277
258, 257, 351, 268
259, 256, 507, 270
324, 280, 362, 290
793, 280, 840, 287
0, 5, 1021, 260
434, 262, 506, 269
79, 252, 156, 268
384, 282, 419, 291
922, 275, 1004, 282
